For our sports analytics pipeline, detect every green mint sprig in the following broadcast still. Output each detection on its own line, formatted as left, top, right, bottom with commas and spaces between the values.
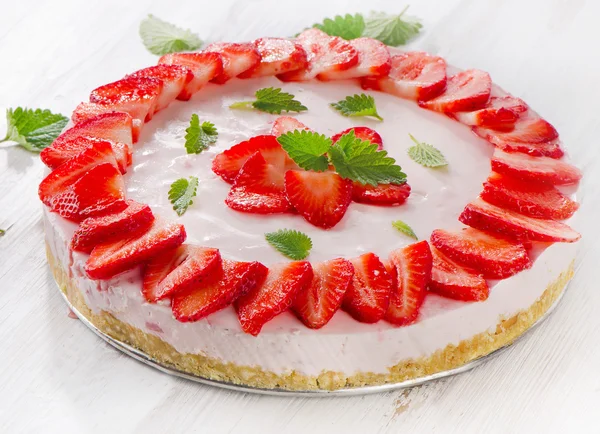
331, 93, 383, 121
185, 114, 217, 154
139, 14, 203, 56
169, 176, 198, 216
1, 108, 68, 152
229, 88, 308, 115
407, 134, 448, 168
392, 220, 418, 240
265, 229, 313, 260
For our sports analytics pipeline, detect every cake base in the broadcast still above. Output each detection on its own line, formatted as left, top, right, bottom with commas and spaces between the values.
48, 245, 574, 395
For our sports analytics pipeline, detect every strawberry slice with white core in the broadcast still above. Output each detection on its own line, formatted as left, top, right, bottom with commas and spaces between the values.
481, 115, 558, 144
85, 218, 186, 280
270, 116, 312, 136
70, 104, 142, 143
331, 126, 383, 150
293, 258, 354, 329
238, 38, 308, 78
491, 148, 582, 186
419, 69, 492, 113
482, 136, 564, 159
204, 42, 261, 84
361, 52, 447, 102
454, 96, 528, 129
459, 197, 581, 243
481, 172, 579, 220
142, 245, 222, 302
71, 200, 155, 254
318, 37, 391, 80
385, 240, 432, 326
284, 170, 353, 229
429, 247, 489, 302
342, 253, 392, 323
277, 28, 359, 81
128, 64, 193, 112
351, 182, 411, 206
236, 261, 313, 336
431, 228, 531, 279
158, 52, 223, 100
172, 260, 268, 322
226, 152, 293, 214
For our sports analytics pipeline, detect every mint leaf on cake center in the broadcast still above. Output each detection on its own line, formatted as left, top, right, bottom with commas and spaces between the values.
392, 220, 418, 240
169, 176, 199, 216
331, 93, 383, 121
230, 87, 308, 114
407, 134, 448, 167
276, 131, 331, 172
265, 229, 313, 260
185, 114, 218, 154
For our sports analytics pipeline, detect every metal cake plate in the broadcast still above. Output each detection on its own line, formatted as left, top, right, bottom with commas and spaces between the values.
58, 284, 568, 397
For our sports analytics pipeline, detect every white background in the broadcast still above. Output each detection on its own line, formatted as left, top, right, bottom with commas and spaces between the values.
1, 0, 599, 432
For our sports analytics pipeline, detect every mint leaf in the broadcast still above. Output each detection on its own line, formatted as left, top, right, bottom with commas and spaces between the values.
1, 108, 68, 152
313, 13, 365, 40
392, 220, 418, 240
139, 14, 202, 56
185, 114, 217, 154
230, 87, 308, 114
277, 130, 330, 172
328, 131, 406, 186
265, 229, 313, 260
331, 94, 383, 121
407, 134, 448, 168
363, 8, 422, 46
0, 229, 5, 237
168, 176, 198, 216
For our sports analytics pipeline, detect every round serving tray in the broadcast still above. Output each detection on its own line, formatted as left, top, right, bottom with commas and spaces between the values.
58, 283, 567, 397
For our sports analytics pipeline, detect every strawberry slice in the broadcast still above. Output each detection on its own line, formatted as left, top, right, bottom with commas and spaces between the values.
318, 37, 391, 80
212, 135, 289, 183
284, 170, 353, 229
351, 182, 411, 206
361, 52, 447, 102
481, 172, 578, 220
142, 245, 222, 302
431, 228, 531, 279
331, 126, 383, 150
292, 258, 354, 329
236, 261, 313, 336
342, 253, 392, 323
459, 197, 581, 243
204, 42, 261, 84
172, 260, 268, 322
454, 96, 528, 129
429, 247, 489, 301
71, 200, 155, 253
159, 52, 223, 100
385, 240, 432, 326
238, 38, 308, 78
128, 64, 193, 112
85, 218, 186, 280
226, 152, 293, 214
270, 116, 312, 136
491, 148, 582, 186
419, 69, 492, 113
71, 104, 145, 142
277, 28, 358, 81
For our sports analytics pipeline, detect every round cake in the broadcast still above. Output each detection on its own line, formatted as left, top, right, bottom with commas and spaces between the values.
40, 29, 581, 391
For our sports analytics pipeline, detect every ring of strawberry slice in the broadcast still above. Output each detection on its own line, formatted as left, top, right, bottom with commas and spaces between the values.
39, 27, 581, 336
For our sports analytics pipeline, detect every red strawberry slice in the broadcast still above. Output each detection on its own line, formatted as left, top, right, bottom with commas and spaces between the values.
454, 96, 528, 129
277, 28, 358, 81
238, 38, 308, 78
361, 52, 447, 102
212, 135, 290, 183
479, 115, 558, 144
172, 259, 268, 322
159, 51, 223, 100
204, 42, 261, 84
142, 245, 222, 302
71, 200, 155, 253
71, 104, 143, 142
481, 172, 578, 220
491, 148, 582, 186
331, 126, 383, 150
459, 197, 581, 243
284, 170, 353, 229
292, 258, 354, 329
487, 137, 563, 159
128, 64, 193, 112
429, 247, 489, 301
85, 218, 186, 280
270, 116, 312, 136
385, 240, 432, 326
226, 152, 293, 214
419, 69, 492, 113
236, 261, 313, 336
318, 37, 391, 80
431, 228, 531, 279
342, 252, 392, 323
351, 182, 411, 206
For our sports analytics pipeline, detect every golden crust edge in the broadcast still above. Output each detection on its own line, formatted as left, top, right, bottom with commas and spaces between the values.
47, 245, 574, 391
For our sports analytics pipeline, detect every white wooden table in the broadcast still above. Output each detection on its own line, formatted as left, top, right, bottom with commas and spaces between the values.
1, 0, 599, 432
